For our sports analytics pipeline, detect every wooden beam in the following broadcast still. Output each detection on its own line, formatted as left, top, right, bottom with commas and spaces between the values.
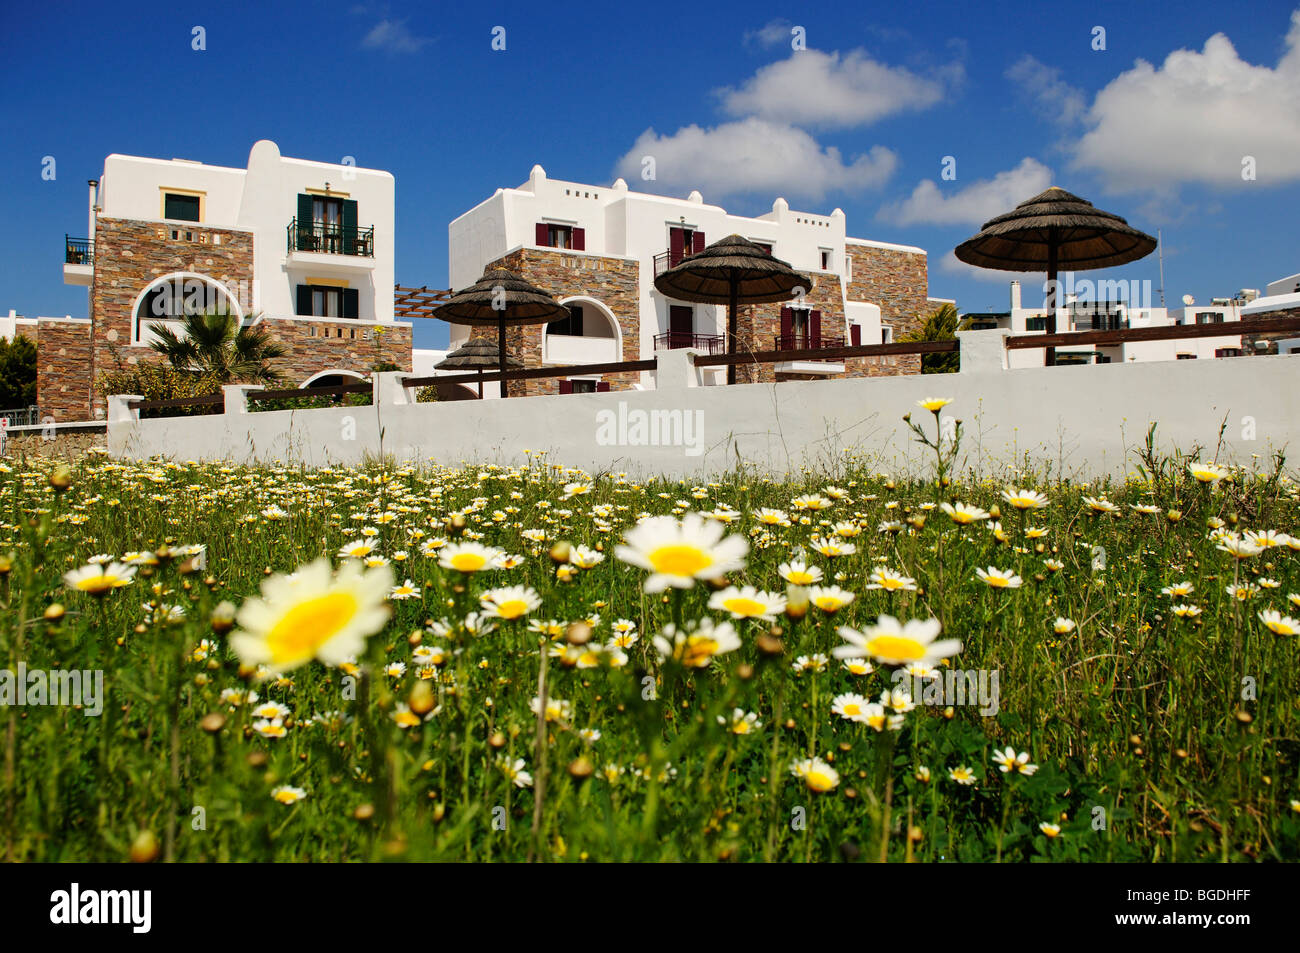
1006, 314, 1300, 350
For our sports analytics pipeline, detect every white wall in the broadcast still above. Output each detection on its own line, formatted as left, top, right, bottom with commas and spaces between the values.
107, 340, 1300, 482
97, 141, 395, 325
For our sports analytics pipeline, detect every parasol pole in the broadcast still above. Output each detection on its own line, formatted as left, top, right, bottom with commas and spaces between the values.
498, 317, 508, 399
1045, 230, 1058, 368
728, 274, 738, 386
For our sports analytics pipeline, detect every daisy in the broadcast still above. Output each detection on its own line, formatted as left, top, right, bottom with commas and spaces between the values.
653, 618, 742, 668
1216, 534, 1263, 559
1130, 503, 1161, 515
718, 708, 762, 735
791, 494, 832, 511
250, 701, 291, 720
940, 502, 990, 525
63, 561, 137, 597
976, 566, 1022, 589
389, 579, 421, 600
790, 757, 840, 793
866, 567, 917, 592
1039, 822, 1062, 838
834, 615, 960, 667
1001, 487, 1050, 511
992, 746, 1038, 775
615, 514, 748, 592
754, 508, 792, 527
270, 786, 307, 805
229, 558, 393, 673
949, 765, 977, 786
500, 757, 533, 788
568, 545, 605, 569
1288, 593, 1300, 609
337, 539, 378, 560
831, 692, 871, 722
530, 696, 573, 723
1083, 496, 1119, 514
917, 397, 952, 413
438, 542, 504, 573
809, 585, 856, 614
1053, 617, 1076, 635
778, 559, 823, 586
792, 653, 829, 673
384, 661, 407, 678
1187, 461, 1228, 484
915, 766, 932, 783
1171, 604, 1202, 619
809, 537, 856, 558
1161, 581, 1195, 598
708, 585, 787, 621
842, 658, 874, 676
1244, 529, 1288, 549
479, 585, 542, 620
252, 718, 287, 740
1226, 583, 1260, 602
1259, 610, 1300, 636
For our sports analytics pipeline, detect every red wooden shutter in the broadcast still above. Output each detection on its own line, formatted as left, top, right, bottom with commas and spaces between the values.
692, 231, 706, 254
535, 223, 550, 247
850, 324, 861, 346
779, 307, 793, 348
572, 227, 585, 251
670, 305, 693, 336
596, 381, 611, 392
669, 227, 684, 266
559, 380, 573, 395
810, 310, 822, 347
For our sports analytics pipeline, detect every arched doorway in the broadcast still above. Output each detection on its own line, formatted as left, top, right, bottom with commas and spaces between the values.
131, 272, 243, 345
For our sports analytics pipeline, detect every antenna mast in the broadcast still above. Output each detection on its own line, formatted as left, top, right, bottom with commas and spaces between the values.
1156, 229, 1166, 308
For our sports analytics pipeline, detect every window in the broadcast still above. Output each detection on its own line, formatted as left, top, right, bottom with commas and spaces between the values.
667, 226, 704, 267
547, 305, 584, 336
1215, 347, 1241, 358
751, 241, 772, 255
570, 379, 597, 394
535, 223, 585, 250
1026, 317, 1047, 332
296, 284, 359, 319
163, 192, 201, 222
1195, 312, 1224, 324
295, 194, 361, 254
881, 325, 894, 344
1176, 353, 1197, 360
819, 249, 832, 271
313, 197, 343, 228
844, 255, 852, 282
559, 379, 610, 394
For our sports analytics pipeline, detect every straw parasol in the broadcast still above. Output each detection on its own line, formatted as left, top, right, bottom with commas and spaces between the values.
432, 269, 569, 397
434, 336, 521, 398
954, 187, 1157, 366
653, 235, 809, 384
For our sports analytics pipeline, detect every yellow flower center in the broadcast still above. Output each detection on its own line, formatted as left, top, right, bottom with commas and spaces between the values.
77, 575, 120, 594
723, 596, 768, 617
395, 711, 420, 727
985, 576, 1010, 588
450, 552, 487, 572
494, 598, 530, 619
787, 571, 815, 584
814, 597, 843, 610
806, 770, 836, 792
647, 544, 712, 577
842, 703, 861, 716
865, 634, 925, 661
273, 790, 299, 803
680, 636, 719, 667
266, 591, 359, 667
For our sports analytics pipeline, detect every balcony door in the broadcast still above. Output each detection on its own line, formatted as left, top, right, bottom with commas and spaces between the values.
668, 227, 705, 268
296, 194, 358, 254
779, 306, 821, 349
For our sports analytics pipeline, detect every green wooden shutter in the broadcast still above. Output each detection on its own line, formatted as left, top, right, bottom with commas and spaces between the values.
296, 194, 313, 250
342, 199, 358, 255
343, 288, 359, 319
296, 285, 312, 316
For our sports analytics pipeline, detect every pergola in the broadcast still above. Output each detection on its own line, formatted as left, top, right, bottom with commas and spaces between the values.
393, 284, 454, 319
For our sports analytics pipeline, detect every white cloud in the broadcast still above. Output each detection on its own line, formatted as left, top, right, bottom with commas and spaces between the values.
877, 158, 1052, 227
744, 18, 795, 50
361, 18, 431, 54
614, 118, 898, 202
1005, 55, 1086, 126
716, 49, 961, 129
1072, 11, 1300, 190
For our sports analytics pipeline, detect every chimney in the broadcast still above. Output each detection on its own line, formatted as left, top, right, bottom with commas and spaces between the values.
88, 180, 98, 240
1009, 280, 1021, 311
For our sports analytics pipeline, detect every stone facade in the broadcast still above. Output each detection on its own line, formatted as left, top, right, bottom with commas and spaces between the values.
41, 215, 410, 419
1240, 307, 1300, 355
733, 272, 846, 384
487, 248, 641, 397
34, 319, 93, 423
845, 243, 933, 377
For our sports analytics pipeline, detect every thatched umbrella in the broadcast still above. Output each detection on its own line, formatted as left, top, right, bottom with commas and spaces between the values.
434, 337, 521, 398
954, 187, 1156, 366
654, 234, 809, 384
432, 269, 569, 397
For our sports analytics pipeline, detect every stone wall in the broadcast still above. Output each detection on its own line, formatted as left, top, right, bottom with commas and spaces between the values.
845, 243, 933, 377
259, 318, 413, 381
88, 217, 255, 416
1240, 307, 1300, 354
35, 319, 93, 422
487, 248, 641, 397
733, 272, 845, 384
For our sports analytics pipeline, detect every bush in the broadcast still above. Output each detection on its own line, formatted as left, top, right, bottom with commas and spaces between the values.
0, 334, 37, 409
96, 362, 224, 417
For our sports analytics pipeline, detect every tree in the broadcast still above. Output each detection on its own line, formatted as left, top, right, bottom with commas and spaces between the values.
147, 309, 286, 384
901, 303, 961, 374
0, 334, 37, 409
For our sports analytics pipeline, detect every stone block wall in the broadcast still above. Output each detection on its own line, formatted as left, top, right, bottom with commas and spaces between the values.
258, 318, 413, 380
35, 319, 93, 422
845, 243, 933, 377
733, 272, 846, 384
488, 248, 641, 396
1240, 307, 1300, 355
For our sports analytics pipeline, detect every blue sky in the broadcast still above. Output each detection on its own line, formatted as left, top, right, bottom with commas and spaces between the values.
2, 0, 1298, 349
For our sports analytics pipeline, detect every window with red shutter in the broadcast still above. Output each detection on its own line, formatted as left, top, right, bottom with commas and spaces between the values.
669, 227, 685, 267
779, 307, 793, 350
572, 227, 585, 251
692, 232, 706, 254
535, 222, 549, 247
809, 310, 822, 348
596, 382, 611, 392
559, 380, 574, 395
850, 324, 861, 346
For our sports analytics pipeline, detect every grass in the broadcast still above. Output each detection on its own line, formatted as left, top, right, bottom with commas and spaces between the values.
2, 416, 1299, 862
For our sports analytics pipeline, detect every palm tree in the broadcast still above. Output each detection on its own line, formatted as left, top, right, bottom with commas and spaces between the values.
900, 303, 964, 374
148, 309, 286, 384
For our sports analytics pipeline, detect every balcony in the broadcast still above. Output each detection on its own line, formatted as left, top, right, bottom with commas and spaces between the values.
653, 247, 697, 276
63, 236, 93, 286
653, 331, 725, 354
285, 219, 376, 275
773, 332, 845, 375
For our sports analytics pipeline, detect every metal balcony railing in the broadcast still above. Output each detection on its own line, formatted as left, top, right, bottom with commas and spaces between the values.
65, 236, 93, 265
773, 333, 845, 358
653, 247, 700, 276
286, 219, 375, 257
653, 331, 725, 354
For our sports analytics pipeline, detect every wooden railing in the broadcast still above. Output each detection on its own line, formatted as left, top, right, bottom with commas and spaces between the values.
1004, 313, 1300, 351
